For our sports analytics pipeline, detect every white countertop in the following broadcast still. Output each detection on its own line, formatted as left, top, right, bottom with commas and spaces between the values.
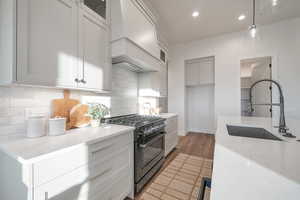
0, 124, 134, 163
157, 113, 178, 118
211, 116, 300, 200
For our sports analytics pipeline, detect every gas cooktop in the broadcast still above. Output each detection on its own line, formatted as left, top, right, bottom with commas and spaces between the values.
104, 114, 164, 128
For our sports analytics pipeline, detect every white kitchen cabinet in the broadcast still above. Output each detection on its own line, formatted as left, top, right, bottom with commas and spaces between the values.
0, 127, 134, 200
159, 63, 168, 97
17, 0, 78, 87
0, 0, 112, 92
159, 114, 178, 156
78, 6, 112, 91
185, 57, 215, 86
138, 64, 167, 97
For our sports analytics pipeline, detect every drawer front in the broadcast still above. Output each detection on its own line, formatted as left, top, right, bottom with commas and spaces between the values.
165, 117, 178, 134
34, 146, 133, 200
89, 140, 115, 164
90, 144, 131, 180
33, 145, 89, 187
165, 130, 178, 156
34, 159, 113, 200
89, 132, 131, 157
33, 132, 132, 187
110, 166, 132, 200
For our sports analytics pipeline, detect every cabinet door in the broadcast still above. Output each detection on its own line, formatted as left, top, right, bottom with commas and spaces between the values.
17, 0, 78, 87
185, 57, 215, 86
78, 8, 111, 91
159, 65, 167, 97
34, 163, 113, 200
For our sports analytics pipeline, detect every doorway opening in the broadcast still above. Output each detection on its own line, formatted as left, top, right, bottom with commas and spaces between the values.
240, 56, 272, 117
184, 56, 216, 134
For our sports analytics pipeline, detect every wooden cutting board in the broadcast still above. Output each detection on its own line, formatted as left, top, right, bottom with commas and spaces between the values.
52, 90, 80, 129
69, 104, 91, 128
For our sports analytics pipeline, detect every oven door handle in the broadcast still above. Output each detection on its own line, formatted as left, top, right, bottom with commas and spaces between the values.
139, 132, 165, 148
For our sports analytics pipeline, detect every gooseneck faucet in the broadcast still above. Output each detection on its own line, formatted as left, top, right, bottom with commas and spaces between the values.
249, 79, 295, 138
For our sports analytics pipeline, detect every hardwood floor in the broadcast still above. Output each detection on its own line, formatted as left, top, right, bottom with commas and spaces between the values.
131, 132, 215, 200
176, 132, 215, 159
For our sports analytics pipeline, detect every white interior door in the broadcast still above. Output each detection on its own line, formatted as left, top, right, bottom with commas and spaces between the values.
17, 0, 78, 87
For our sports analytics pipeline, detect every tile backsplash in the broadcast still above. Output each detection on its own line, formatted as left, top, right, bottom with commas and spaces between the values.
0, 66, 139, 137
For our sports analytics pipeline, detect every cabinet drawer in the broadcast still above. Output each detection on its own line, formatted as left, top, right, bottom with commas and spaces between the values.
34, 145, 133, 200
33, 145, 89, 187
110, 166, 132, 200
33, 146, 132, 200
33, 133, 132, 187
34, 158, 113, 200
89, 132, 131, 156
90, 144, 131, 180
166, 117, 178, 134
89, 140, 115, 163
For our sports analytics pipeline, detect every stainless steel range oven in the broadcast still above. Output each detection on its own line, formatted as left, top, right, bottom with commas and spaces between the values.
104, 114, 166, 193
135, 124, 165, 193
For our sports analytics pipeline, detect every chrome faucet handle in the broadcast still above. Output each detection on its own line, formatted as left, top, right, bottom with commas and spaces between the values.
279, 127, 296, 138
283, 132, 296, 138
279, 126, 289, 133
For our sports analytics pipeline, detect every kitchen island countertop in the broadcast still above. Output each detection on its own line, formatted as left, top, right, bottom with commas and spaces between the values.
211, 116, 300, 200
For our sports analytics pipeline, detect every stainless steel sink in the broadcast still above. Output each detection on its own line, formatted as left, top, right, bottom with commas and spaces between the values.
226, 125, 282, 141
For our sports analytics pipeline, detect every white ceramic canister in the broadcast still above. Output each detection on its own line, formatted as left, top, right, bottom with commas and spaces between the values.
48, 118, 66, 136
26, 116, 47, 138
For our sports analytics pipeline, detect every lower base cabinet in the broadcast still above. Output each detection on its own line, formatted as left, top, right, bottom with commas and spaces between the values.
111, 167, 132, 200
0, 131, 134, 200
162, 114, 179, 156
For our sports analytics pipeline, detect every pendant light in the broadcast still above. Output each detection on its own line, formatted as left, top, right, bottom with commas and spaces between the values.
249, 0, 257, 38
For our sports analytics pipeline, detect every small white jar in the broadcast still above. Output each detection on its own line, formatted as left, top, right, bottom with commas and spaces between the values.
48, 118, 66, 136
26, 116, 47, 138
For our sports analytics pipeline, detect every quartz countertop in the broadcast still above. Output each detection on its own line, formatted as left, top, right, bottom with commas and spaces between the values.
211, 116, 300, 200
156, 113, 178, 118
0, 124, 134, 163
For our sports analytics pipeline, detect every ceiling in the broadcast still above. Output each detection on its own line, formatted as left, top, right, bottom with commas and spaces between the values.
150, 0, 300, 44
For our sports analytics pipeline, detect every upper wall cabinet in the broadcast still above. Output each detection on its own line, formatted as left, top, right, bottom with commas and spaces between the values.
78, 1, 112, 91
185, 57, 215, 86
111, 0, 161, 71
16, 0, 79, 88
0, 0, 111, 92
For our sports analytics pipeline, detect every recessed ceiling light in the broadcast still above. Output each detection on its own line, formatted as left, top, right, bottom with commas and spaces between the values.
238, 15, 246, 21
272, 0, 278, 6
192, 11, 199, 18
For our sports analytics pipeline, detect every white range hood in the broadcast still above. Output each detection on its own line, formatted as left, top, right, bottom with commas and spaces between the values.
111, 0, 162, 72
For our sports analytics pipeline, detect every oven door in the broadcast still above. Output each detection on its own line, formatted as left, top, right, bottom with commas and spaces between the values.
135, 132, 165, 182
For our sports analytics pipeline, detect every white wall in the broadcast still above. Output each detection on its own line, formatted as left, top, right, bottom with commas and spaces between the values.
168, 17, 300, 135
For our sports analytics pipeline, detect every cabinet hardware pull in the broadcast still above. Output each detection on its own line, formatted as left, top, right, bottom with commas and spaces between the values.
45, 192, 48, 200
74, 78, 80, 83
80, 79, 87, 84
